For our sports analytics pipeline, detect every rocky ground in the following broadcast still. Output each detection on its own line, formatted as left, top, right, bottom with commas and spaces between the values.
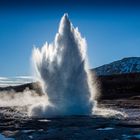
0, 73, 140, 140
0, 99, 139, 140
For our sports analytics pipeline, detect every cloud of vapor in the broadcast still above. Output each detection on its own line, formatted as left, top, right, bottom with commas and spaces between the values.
0, 88, 48, 111
0, 14, 126, 119
31, 14, 96, 117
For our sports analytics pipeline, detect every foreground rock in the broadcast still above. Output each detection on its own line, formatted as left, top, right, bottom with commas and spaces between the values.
0, 104, 140, 140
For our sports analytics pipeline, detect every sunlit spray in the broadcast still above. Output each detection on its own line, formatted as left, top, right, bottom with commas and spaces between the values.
31, 14, 96, 117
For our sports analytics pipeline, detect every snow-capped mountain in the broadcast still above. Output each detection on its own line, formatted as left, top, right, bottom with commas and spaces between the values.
93, 57, 140, 75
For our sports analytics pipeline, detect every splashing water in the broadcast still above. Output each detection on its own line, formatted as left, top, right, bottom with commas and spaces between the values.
31, 14, 95, 117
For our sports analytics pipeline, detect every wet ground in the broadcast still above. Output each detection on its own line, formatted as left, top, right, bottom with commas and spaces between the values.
0, 100, 140, 140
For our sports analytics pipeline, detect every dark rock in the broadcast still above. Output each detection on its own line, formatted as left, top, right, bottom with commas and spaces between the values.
97, 73, 140, 100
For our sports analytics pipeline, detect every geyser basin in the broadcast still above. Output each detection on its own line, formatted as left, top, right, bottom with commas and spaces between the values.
31, 14, 96, 117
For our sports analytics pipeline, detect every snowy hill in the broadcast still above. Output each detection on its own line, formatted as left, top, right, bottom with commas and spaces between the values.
93, 57, 140, 75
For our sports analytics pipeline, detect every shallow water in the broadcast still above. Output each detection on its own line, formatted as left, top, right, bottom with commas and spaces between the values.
0, 134, 14, 140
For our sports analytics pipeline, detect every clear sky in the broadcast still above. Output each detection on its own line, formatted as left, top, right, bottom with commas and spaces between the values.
0, 0, 140, 77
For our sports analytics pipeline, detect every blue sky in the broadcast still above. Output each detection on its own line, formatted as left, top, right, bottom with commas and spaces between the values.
0, 1, 140, 77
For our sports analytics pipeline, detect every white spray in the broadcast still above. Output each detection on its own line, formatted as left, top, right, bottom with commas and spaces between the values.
31, 14, 95, 117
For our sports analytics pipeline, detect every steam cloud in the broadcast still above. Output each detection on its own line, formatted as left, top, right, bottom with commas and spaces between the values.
0, 89, 47, 107
31, 14, 95, 117
0, 14, 126, 119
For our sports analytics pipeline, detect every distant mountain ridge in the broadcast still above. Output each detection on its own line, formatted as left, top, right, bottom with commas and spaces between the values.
0, 76, 35, 87
93, 57, 140, 75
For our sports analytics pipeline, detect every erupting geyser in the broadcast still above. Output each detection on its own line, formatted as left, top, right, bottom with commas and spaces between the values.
31, 14, 95, 117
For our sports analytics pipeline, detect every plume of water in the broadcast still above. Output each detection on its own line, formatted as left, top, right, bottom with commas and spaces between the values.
31, 14, 95, 117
